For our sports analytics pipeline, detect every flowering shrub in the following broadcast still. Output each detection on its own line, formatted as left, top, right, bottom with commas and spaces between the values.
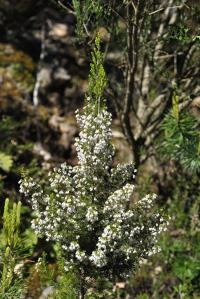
19, 37, 167, 296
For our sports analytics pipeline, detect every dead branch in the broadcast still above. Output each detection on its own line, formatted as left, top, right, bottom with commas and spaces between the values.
33, 24, 46, 107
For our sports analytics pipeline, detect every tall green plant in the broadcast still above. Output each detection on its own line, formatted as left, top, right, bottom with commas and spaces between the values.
20, 37, 167, 299
0, 198, 22, 295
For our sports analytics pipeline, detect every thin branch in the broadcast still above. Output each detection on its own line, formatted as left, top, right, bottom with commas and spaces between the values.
155, 53, 183, 60
141, 61, 150, 97
121, 0, 146, 166
109, 6, 126, 22
54, 0, 75, 15
149, 5, 186, 15
182, 43, 196, 73
33, 24, 46, 107
153, 0, 175, 58
136, 0, 178, 136
131, 0, 137, 14
137, 1, 180, 131
83, 23, 90, 37
123, 1, 144, 119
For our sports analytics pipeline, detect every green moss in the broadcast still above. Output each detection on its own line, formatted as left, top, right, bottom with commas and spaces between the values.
0, 43, 35, 100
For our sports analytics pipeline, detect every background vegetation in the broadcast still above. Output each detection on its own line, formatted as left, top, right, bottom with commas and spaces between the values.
0, 0, 200, 298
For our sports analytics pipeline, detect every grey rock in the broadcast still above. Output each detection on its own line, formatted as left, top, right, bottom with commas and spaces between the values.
39, 286, 54, 299
54, 67, 71, 81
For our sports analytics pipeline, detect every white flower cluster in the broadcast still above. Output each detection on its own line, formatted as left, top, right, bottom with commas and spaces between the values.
75, 106, 114, 170
19, 98, 168, 277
